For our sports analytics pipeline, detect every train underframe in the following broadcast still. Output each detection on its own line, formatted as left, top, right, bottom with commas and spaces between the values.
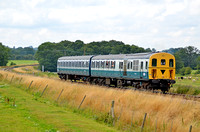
58, 73, 175, 93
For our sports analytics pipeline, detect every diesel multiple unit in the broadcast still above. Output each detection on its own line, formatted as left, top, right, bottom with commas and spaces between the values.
57, 52, 176, 93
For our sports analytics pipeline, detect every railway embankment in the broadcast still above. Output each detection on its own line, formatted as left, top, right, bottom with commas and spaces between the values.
0, 70, 200, 132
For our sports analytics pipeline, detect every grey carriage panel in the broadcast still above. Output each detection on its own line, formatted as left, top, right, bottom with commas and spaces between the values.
92, 54, 126, 60
58, 55, 94, 60
125, 52, 155, 59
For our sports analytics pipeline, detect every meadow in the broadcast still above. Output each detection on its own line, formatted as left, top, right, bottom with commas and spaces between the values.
7, 60, 38, 66
1, 70, 200, 132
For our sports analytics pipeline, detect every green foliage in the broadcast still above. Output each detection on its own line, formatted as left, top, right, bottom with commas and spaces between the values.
179, 67, 192, 75
10, 46, 36, 60
174, 53, 184, 73
36, 40, 151, 72
185, 67, 192, 75
0, 43, 10, 66
164, 46, 200, 72
173, 85, 200, 95
9, 62, 16, 66
194, 70, 200, 74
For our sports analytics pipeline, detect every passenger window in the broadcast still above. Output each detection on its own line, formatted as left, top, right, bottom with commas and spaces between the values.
69, 62, 71, 67
145, 61, 148, 69
111, 61, 115, 69
119, 62, 123, 69
141, 62, 143, 70
130, 62, 133, 69
86, 61, 89, 67
169, 59, 173, 67
106, 61, 110, 68
101, 61, 105, 68
96, 61, 100, 68
81, 62, 84, 67
152, 59, 157, 67
92, 61, 95, 68
161, 59, 165, 65
127, 62, 130, 69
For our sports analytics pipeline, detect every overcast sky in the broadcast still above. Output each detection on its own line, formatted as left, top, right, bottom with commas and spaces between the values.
0, 0, 200, 50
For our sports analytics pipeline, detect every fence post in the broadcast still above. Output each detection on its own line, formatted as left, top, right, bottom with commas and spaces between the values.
170, 121, 173, 132
131, 111, 134, 127
141, 113, 147, 132
56, 89, 64, 102
40, 85, 48, 97
27, 81, 33, 90
155, 118, 158, 132
110, 100, 115, 126
78, 95, 86, 109
110, 100, 115, 118
10, 75, 14, 83
189, 125, 192, 132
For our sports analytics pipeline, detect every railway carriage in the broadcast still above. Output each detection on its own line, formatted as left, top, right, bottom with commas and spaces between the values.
57, 52, 176, 92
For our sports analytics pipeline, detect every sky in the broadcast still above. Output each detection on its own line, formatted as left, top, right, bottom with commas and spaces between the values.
0, 0, 200, 51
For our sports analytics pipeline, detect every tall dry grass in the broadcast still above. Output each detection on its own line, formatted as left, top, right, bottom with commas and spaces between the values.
1, 70, 200, 131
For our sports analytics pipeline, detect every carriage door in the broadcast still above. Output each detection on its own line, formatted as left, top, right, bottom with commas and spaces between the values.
123, 60, 127, 76
140, 61, 144, 78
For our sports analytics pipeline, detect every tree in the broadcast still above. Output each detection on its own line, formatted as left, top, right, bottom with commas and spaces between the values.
0, 43, 10, 66
174, 53, 184, 73
35, 42, 63, 72
36, 40, 151, 72
175, 46, 199, 69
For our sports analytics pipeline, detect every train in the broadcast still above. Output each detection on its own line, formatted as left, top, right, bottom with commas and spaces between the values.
57, 52, 176, 93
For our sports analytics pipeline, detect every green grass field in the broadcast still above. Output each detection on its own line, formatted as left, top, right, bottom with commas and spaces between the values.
0, 82, 117, 132
7, 60, 38, 66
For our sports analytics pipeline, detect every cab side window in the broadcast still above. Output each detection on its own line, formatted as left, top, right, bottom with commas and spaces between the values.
169, 59, 174, 67
152, 59, 157, 67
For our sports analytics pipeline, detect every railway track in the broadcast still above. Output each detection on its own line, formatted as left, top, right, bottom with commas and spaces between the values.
74, 81, 200, 101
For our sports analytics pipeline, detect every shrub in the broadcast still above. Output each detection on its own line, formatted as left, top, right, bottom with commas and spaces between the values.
179, 67, 192, 75
9, 62, 16, 66
195, 70, 200, 74
185, 67, 192, 75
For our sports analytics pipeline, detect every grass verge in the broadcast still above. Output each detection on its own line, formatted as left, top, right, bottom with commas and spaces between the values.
0, 82, 117, 132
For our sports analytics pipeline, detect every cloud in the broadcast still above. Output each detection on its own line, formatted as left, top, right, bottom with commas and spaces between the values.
0, 0, 200, 51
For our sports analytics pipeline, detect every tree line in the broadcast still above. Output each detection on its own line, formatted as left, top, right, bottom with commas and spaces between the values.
10, 46, 37, 60
35, 40, 152, 71
1, 41, 200, 75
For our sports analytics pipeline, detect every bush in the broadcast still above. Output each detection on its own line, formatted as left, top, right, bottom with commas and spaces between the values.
179, 67, 192, 75
185, 67, 192, 75
9, 62, 16, 66
194, 70, 200, 74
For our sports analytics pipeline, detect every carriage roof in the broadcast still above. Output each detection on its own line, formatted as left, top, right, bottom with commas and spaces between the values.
58, 55, 93, 60
58, 52, 155, 61
92, 52, 154, 60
